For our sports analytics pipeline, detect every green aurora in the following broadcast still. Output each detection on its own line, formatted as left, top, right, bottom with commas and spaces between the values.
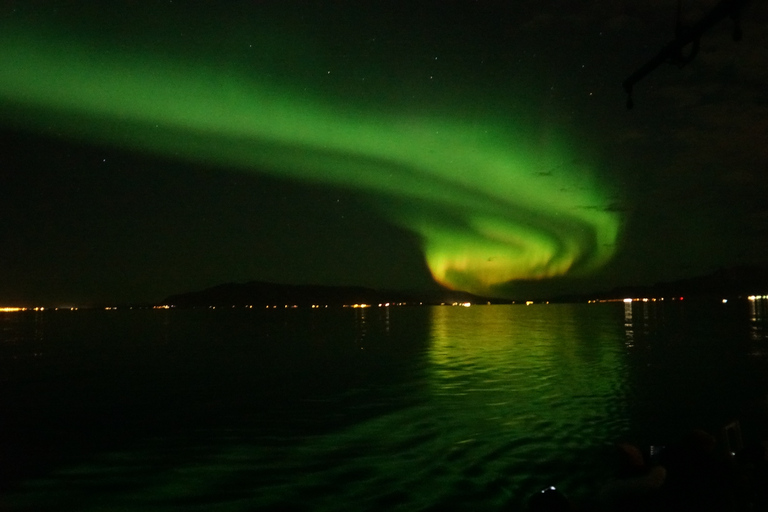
0, 21, 621, 296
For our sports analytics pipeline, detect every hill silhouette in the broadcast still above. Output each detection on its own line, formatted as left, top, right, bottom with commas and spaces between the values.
161, 266, 768, 308
161, 281, 506, 308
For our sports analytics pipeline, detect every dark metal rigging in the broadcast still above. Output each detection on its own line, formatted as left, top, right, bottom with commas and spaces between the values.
623, 0, 749, 109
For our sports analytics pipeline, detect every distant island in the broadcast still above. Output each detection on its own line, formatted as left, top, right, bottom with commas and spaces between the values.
159, 266, 768, 308
161, 281, 508, 308
551, 265, 768, 304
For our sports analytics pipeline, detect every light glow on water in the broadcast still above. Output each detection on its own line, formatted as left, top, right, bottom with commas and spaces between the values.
3, 303, 768, 511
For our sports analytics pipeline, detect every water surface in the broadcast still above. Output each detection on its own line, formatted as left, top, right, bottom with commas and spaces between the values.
2, 300, 767, 510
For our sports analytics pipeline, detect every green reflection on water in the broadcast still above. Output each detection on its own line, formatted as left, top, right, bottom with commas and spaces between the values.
428, 304, 631, 494
5, 305, 634, 511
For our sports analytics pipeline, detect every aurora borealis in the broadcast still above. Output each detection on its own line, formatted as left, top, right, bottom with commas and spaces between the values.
2, 1, 768, 304
0, 13, 618, 297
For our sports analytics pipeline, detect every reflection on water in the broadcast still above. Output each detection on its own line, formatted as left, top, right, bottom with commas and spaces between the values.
2, 301, 768, 511
749, 295, 768, 342
427, 305, 631, 506
621, 298, 768, 447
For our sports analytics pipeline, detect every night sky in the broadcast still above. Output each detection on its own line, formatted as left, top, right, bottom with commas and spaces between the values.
1, 1, 767, 306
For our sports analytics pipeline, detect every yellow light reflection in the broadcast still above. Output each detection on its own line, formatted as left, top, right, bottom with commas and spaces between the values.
427, 304, 627, 440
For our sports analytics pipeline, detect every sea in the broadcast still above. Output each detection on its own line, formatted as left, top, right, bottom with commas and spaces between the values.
2, 298, 768, 511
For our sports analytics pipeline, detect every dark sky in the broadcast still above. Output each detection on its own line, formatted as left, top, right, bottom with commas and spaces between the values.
1, 1, 767, 306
